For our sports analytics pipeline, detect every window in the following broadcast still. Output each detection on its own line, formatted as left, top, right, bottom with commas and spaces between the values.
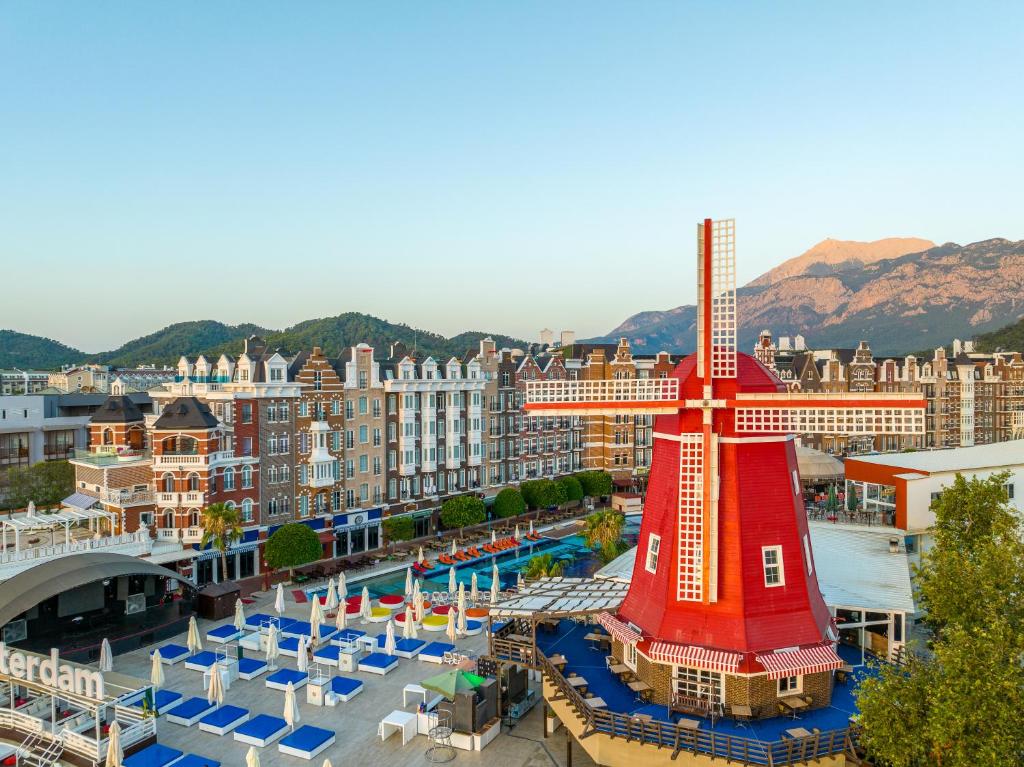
345, 400, 354, 419
331, 399, 341, 416
778, 675, 802, 695
359, 425, 368, 443
359, 396, 368, 415
242, 466, 253, 489
241, 498, 254, 522
223, 468, 235, 491
270, 367, 283, 382
645, 534, 661, 573
359, 454, 368, 473
762, 546, 784, 587
241, 403, 252, 423
802, 534, 813, 575
1005, 483, 1015, 500
624, 641, 638, 670
358, 370, 368, 389
672, 667, 723, 704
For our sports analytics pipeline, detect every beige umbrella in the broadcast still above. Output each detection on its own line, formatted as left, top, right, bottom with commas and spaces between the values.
447, 567, 456, 594
186, 616, 202, 654
445, 608, 457, 643
470, 572, 479, 605
529, 519, 534, 535
324, 579, 339, 612
245, 746, 261, 767
322, 760, 333, 767
517, 572, 525, 590
334, 600, 348, 631
105, 720, 123, 767
491, 530, 496, 545
360, 586, 372, 622
266, 624, 280, 670
457, 583, 467, 637
514, 524, 520, 541
310, 597, 324, 626
490, 567, 500, 604
283, 681, 301, 732
233, 598, 246, 631
408, 607, 419, 640
296, 636, 308, 673
207, 664, 225, 705
274, 583, 286, 616
99, 638, 113, 672
337, 571, 347, 602
417, 545, 424, 564
402, 606, 414, 640
384, 620, 396, 657
404, 567, 413, 598
414, 589, 425, 623
412, 578, 421, 607
450, 540, 457, 556
150, 649, 165, 692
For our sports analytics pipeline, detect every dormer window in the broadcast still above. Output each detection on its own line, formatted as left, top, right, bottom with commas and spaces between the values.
270, 367, 284, 382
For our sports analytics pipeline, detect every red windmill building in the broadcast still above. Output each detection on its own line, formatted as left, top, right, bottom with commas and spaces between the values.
526, 218, 925, 717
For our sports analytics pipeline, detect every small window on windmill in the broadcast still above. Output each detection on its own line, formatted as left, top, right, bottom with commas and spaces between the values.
645, 534, 661, 574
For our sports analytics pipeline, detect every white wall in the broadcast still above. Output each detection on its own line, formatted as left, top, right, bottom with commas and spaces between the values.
905, 465, 1024, 531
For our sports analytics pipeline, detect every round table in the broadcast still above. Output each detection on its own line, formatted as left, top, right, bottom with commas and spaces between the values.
421, 615, 448, 632
367, 606, 392, 622
432, 604, 454, 616
378, 594, 405, 609
465, 607, 488, 619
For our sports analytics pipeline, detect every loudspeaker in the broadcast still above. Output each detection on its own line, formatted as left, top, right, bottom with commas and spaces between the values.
477, 678, 498, 722
452, 690, 476, 733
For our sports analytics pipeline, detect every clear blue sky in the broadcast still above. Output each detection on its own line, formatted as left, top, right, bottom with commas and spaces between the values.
2, 2, 1022, 352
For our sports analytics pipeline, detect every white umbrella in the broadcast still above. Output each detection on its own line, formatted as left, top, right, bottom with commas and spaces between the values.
404, 567, 413, 598
384, 619, 396, 657
337, 571, 347, 602
322, 760, 333, 767
491, 530, 496, 545
310, 619, 321, 647
517, 572, 525, 590
233, 598, 246, 631
451, 540, 457, 556
207, 665, 224, 705
514, 524, 521, 541
245, 746, 261, 767
150, 650, 165, 692
445, 608, 457, 643
266, 624, 280, 670
334, 600, 348, 631
283, 681, 301, 731
324, 579, 339, 612
186, 616, 202, 654
490, 569, 500, 604
26, 501, 35, 517
296, 636, 308, 673
414, 589, 425, 623
310, 598, 324, 629
529, 519, 534, 535
470, 572, 479, 605
408, 607, 419, 640
105, 720, 123, 767
448, 567, 456, 594
412, 578, 421, 607
402, 606, 414, 640
457, 583, 467, 637
360, 586, 372, 622
275, 583, 286, 616
99, 638, 113, 672
417, 546, 424, 564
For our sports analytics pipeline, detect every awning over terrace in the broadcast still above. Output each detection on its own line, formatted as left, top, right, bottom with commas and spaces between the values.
755, 643, 844, 679
646, 642, 742, 673
489, 577, 629, 618
596, 612, 641, 644
1, 506, 116, 552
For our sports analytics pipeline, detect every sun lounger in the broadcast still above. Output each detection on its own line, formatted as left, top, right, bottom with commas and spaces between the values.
174, 756, 221, 767
265, 668, 308, 690
328, 676, 363, 702
123, 743, 184, 767
184, 651, 218, 672
463, 620, 483, 636
369, 635, 425, 659
205, 624, 243, 644
330, 629, 366, 648
237, 657, 268, 680
278, 725, 335, 760
198, 704, 249, 735
165, 697, 218, 727
419, 642, 456, 664
281, 620, 311, 638
233, 714, 289, 747
312, 645, 341, 666
358, 652, 399, 675
154, 644, 189, 665
277, 637, 300, 657
130, 689, 182, 715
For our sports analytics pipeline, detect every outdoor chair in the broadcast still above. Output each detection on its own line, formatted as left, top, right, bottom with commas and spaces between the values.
802, 695, 814, 706
776, 703, 788, 718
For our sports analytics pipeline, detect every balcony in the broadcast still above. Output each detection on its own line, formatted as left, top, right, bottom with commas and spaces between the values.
70, 447, 151, 467
101, 488, 154, 507
156, 527, 204, 543
0, 530, 153, 581
155, 491, 204, 507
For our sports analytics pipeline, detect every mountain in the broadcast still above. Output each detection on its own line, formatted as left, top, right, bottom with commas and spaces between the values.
975, 315, 1024, 353
3, 314, 530, 370
0, 330, 83, 370
593, 237, 1024, 357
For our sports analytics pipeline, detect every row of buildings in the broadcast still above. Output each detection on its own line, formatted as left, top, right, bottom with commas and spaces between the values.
0, 364, 177, 396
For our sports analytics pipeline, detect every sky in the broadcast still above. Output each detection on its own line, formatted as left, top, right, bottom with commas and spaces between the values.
2, 2, 1022, 352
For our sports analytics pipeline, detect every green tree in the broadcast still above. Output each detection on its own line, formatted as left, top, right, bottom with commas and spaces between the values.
581, 509, 628, 563
200, 502, 243, 581
522, 553, 564, 580
382, 515, 415, 552
574, 470, 612, 498
521, 479, 565, 510
439, 495, 486, 535
846, 483, 858, 513
856, 472, 1024, 766
2, 460, 74, 510
493, 488, 526, 519
264, 523, 323, 581
557, 475, 584, 503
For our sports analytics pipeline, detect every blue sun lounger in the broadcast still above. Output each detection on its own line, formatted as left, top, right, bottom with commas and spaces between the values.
369, 636, 425, 659
124, 743, 184, 767
206, 624, 242, 643
464, 620, 483, 636
419, 642, 456, 663
237, 657, 268, 680
233, 714, 289, 747
266, 668, 308, 690
330, 628, 366, 648
130, 689, 182, 715
312, 645, 341, 666
277, 637, 301, 657
165, 697, 218, 727
278, 725, 336, 760
198, 704, 249, 735
357, 652, 399, 675
154, 644, 189, 665
328, 676, 363, 702
184, 651, 218, 672
174, 756, 221, 767
281, 620, 311, 638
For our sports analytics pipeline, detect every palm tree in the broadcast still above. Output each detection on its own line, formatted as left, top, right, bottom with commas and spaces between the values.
522, 553, 564, 580
200, 502, 243, 582
582, 509, 625, 551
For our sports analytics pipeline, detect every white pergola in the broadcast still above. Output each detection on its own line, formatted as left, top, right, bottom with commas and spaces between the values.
1, 507, 116, 552
489, 577, 630, 619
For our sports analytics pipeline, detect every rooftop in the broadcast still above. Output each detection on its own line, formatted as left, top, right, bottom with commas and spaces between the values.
846, 439, 1024, 475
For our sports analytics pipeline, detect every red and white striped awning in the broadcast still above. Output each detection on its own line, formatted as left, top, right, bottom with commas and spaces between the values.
647, 642, 742, 673
596, 612, 642, 645
755, 644, 844, 680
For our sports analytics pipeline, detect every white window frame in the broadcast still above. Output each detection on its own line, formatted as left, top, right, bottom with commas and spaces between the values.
624, 642, 638, 671
802, 534, 814, 575
762, 545, 784, 588
645, 533, 661, 574
777, 675, 802, 695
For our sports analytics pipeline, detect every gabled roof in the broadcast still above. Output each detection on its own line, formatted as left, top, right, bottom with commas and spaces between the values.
153, 397, 220, 430
90, 395, 144, 424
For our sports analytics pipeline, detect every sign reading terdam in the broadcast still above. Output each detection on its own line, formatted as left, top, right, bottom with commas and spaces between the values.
0, 644, 105, 700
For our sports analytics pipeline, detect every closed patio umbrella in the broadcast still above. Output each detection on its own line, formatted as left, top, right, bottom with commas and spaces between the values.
186, 616, 202, 655
207, 664, 224, 705
310, 598, 324, 629
451, 540, 457, 556
402, 606, 414, 640
517, 572, 525, 591
334, 600, 348, 631
470, 572, 479, 606
491, 530, 496, 545
529, 519, 534, 535
266, 624, 280, 670
275, 583, 286, 616
337, 571, 347, 602
456, 583, 467, 637
445, 608, 457, 643
283, 681, 301, 732
514, 524, 520, 541
360, 586, 372, 622
324, 579, 339, 612
384, 620, 396, 657
233, 598, 246, 631
417, 545, 424, 564
150, 649, 165, 692
105, 720, 123, 767
99, 638, 113, 672
296, 636, 308, 673
310, 618, 321, 647
414, 589, 425, 623
321, 760, 333, 767
404, 567, 413, 599
245, 746, 261, 767
491, 563, 500, 603
448, 567, 456, 594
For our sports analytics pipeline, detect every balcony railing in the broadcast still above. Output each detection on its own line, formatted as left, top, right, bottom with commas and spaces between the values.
101, 489, 154, 507
70, 448, 151, 466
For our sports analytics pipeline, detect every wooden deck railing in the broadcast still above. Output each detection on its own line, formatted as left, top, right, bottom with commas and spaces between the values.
538, 652, 858, 766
